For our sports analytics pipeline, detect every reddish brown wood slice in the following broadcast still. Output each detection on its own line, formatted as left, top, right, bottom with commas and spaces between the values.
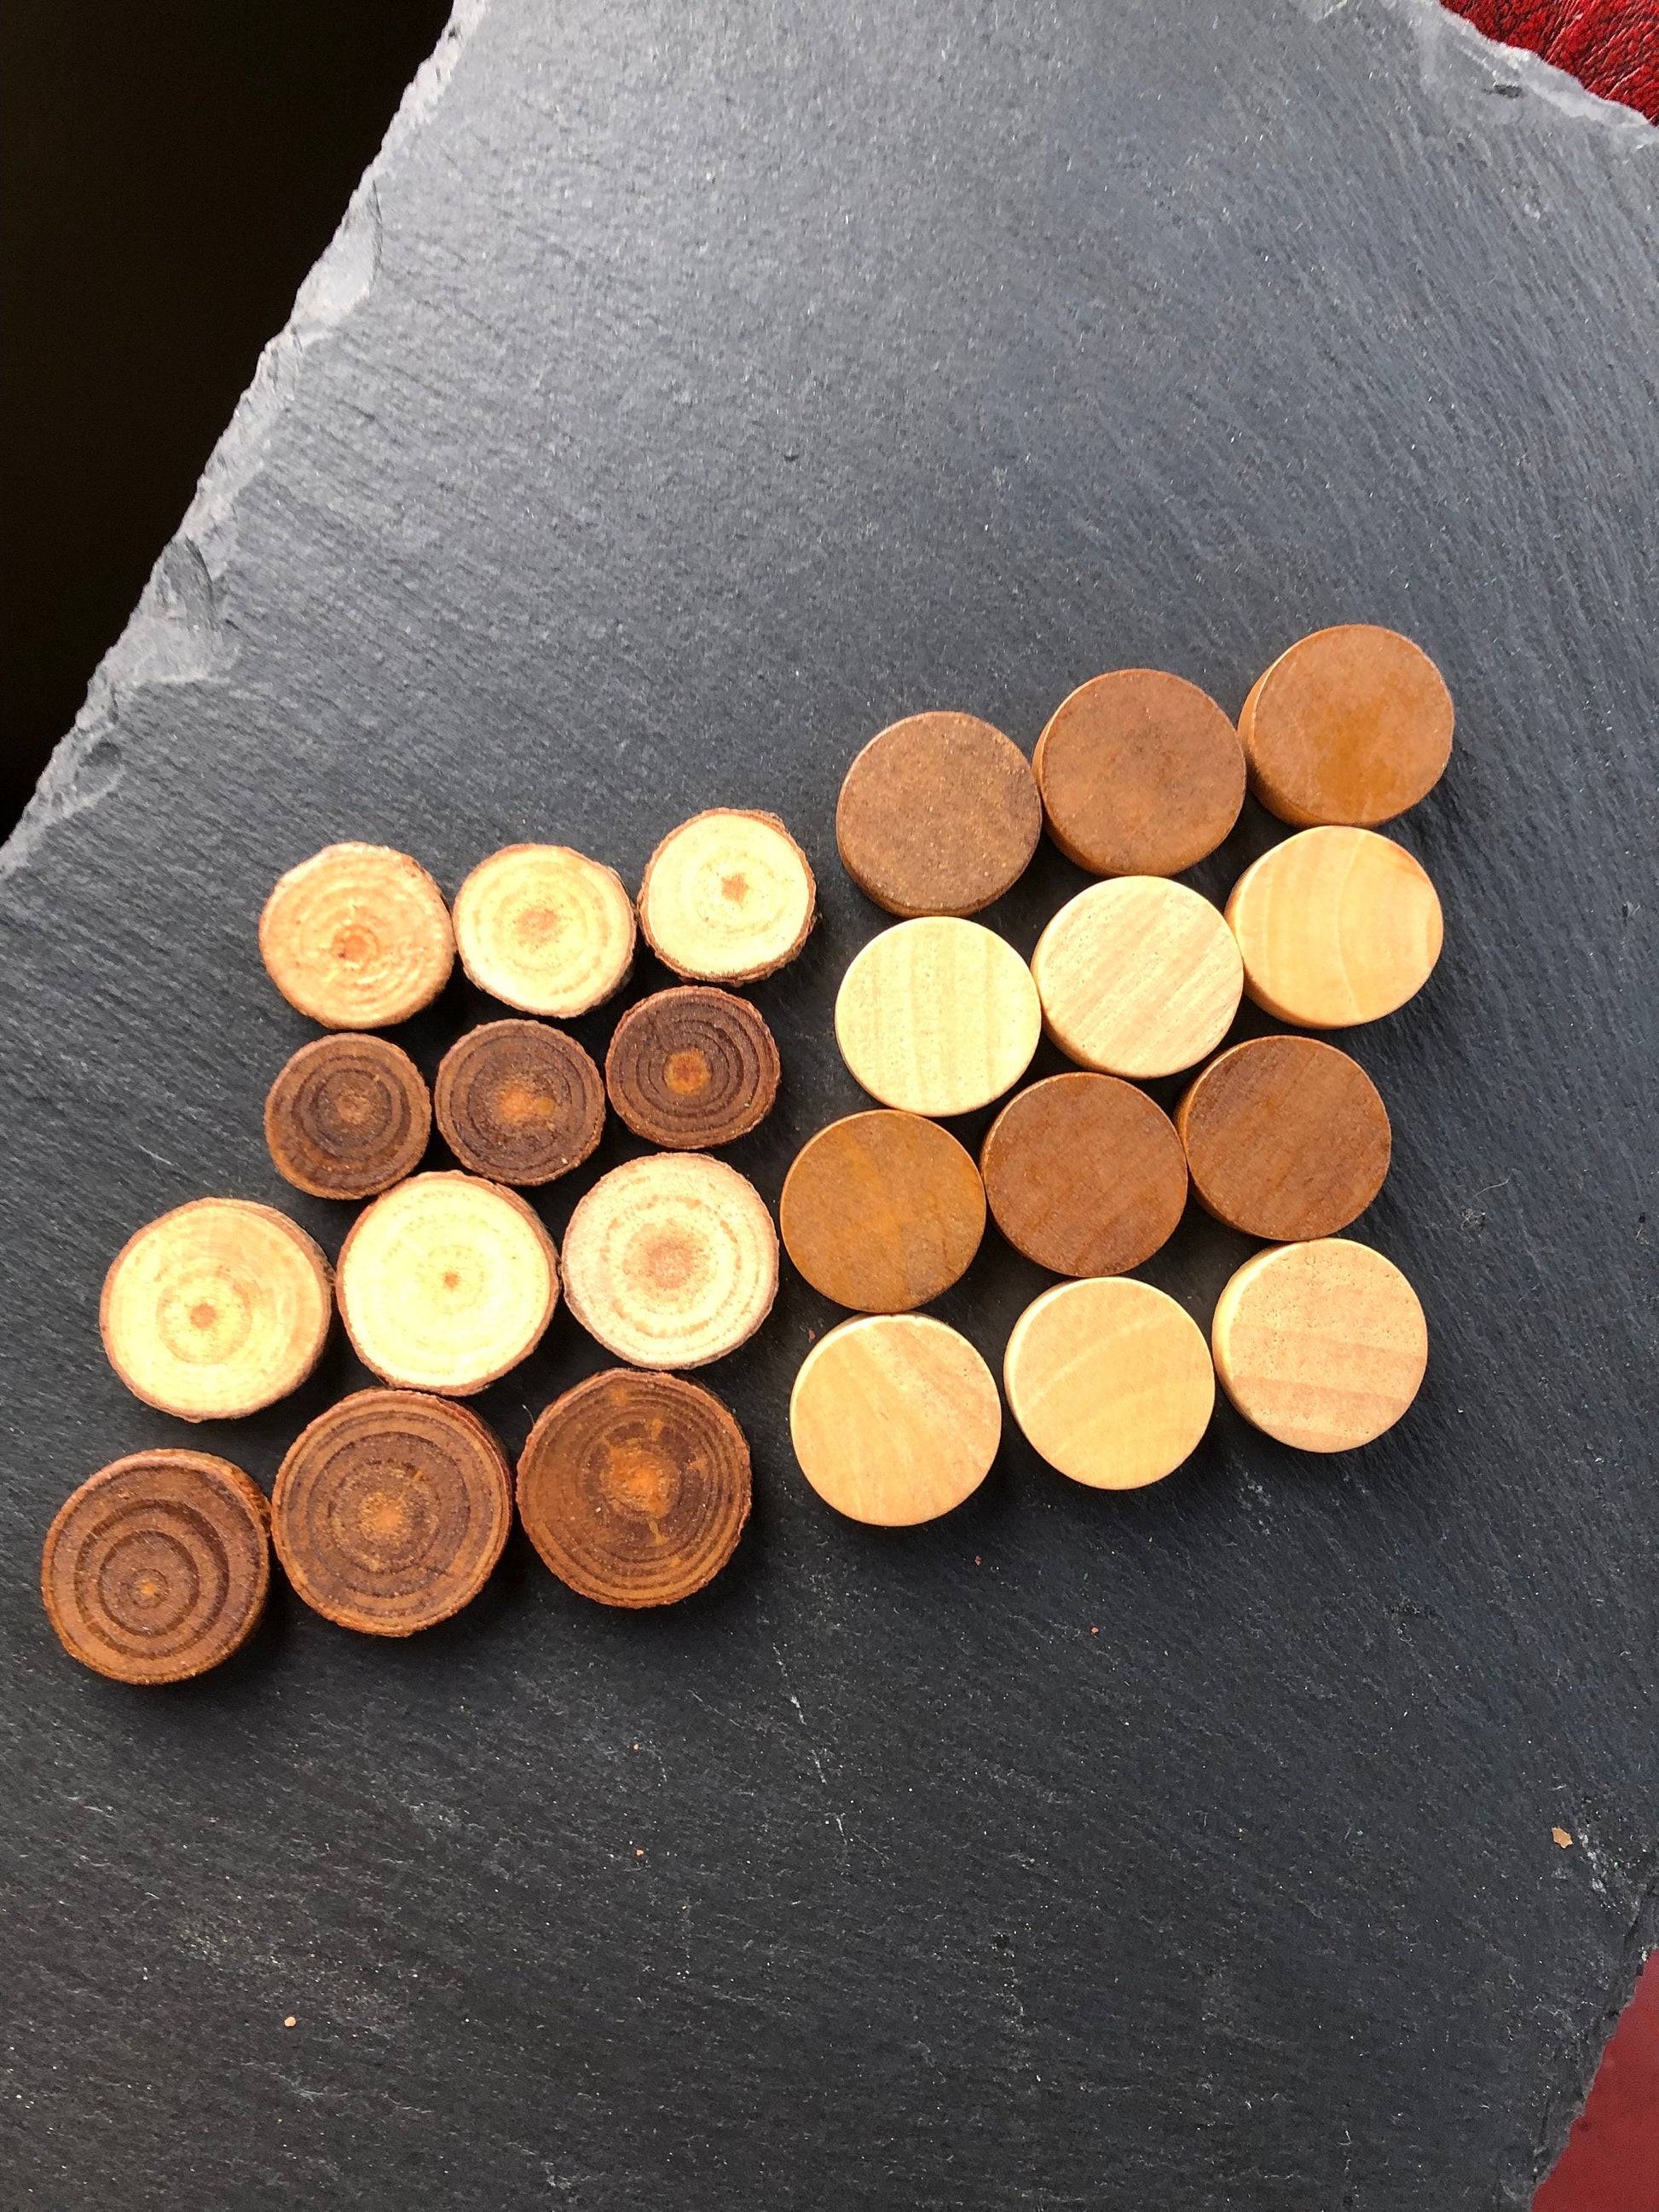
434, 1019, 605, 1185
780, 1110, 986, 1312
605, 986, 780, 1148
265, 1033, 431, 1199
1176, 1035, 1391, 1240
835, 712, 1042, 916
980, 1073, 1188, 1277
1034, 669, 1246, 876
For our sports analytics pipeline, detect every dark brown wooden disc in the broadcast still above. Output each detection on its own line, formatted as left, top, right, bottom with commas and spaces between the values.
980, 1073, 1188, 1277
264, 1033, 431, 1200
272, 1389, 512, 1636
779, 1110, 986, 1312
41, 1451, 270, 1684
1176, 1035, 1391, 1240
517, 1368, 750, 1608
835, 712, 1043, 916
604, 986, 781, 1148
1033, 669, 1246, 876
433, 1019, 604, 1185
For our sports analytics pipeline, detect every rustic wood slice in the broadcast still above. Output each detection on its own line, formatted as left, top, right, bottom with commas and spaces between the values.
265, 1032, 431, 1200
434, 1019, 605, 1185
604, 987, 781, 1149
638, 810, 817, 982
789, 1314, 1002, 1526
835, 712, 1043, 916
1032, 669, 1246, 877
980, 1073, 1188, 1277
835, 915, 1041, 1116
560, 1152, 778, 1368
259, 842, 454, 1029
517, 1368, 751, 1608
101, 1198, 332, 1421
1031, 878, 1243, 1078
272, 1389, 512, 1635
451, 843, 636, 1017
1225, 826, 1443, 1028
1211, 1237, 1428, 1452
336, 1171, 558, 1395
1003, 1277, 1214, 1490
42, 1450, 270, 1684
1239, 624, 1454, 828
1176, 1035, 1391, 1240
780, 1110, 986, 1312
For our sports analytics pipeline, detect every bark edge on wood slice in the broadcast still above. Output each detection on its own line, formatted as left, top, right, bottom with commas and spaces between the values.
1176, 1035, 1391, 1239
1004, 1277, 1214, 1489
259, 842, 454, 1029
1225, 826, 1442, 1028
780, 1109, 986, 1312
1032, 878, 1242, 1078
789, 1314, 1002, 1525
980, 1073, 1188, 1277
265, 1032, 431, 1200
1033, 669, 1246, 877
835, 711, 1042, 916
434, 1019, 606, 1185
451, 843, 636, 1017
604, 986, 780, 1149
638, 810, 817, 981
835, 915, 1041, 1116
1238, 624, 1454, 828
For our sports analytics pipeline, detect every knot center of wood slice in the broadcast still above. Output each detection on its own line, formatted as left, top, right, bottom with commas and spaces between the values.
159, 1275, 253, 1365
331, 924, 379, 968
101, 1524, 205, 1635
665, 1048, 713, 1097
599, 1440, 683, 1520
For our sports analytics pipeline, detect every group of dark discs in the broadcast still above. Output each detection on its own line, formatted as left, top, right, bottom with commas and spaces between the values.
43, 621, 1451, 1686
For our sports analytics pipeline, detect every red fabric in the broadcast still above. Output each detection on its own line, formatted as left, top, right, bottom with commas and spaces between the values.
1535, 1949, 1659, 2210
1441, 0, 1659, 118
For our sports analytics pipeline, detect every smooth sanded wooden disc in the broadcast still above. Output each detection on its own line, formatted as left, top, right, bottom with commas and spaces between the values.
1226, 826, 1443, 1028
265, 1033, 431, 1200
835, 712, 1042, 916
434, 1019, 605, 1185
1176, 1035, 1391, 1240
259, 842, 454, 1029
980, 1073, 1188, 1277
1033, 669, 1246, 876
1211, 1237, 1428, 1453
101, 1198, 332, 1421
452, 843, 636, 1017
560, 1152, 778, 1368
336, 1171, 558, 1395
1031, 878, 1242, 1078
835, 916, 1041, 1116
272, 1389, 512, 1636
789, 1314, 1002, 1526
780, 1111, 986, 1312
638, 810, 817, 982
42, 1451, 270, 1684
1003, 1277, 1214, 1490
1239, 624, 1454, 829
604, 987, 781, 1148
517, 1368, 751, 1608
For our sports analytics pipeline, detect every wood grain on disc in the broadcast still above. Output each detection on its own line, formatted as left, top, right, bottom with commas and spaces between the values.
1032, 878, 1242, 1078
1239, 624, 1454, 828
452, 844, 635, 1017
835, 916, 1041, 1116
835, 712, 1042, 916
265, 1032, 431, 1200
1003, 1277, 1214, 1489
42, 1451, 270, 1684
259, 842, 454, 1029
980, 1074, 1187, 1277
1033, 669, 1246, 876
638, 810, 817, 982
1226, 826, 1442, 1028
789, 1314, 1001, 1525
517, 1369, 750, 1607
605, 987, 780, 1148
780, 1110, 986, 1312
101, 1198, 332, 1421
272, 1389, 512, 1635
1176, 1035, 1390, 1239
434, 1019, 605, 1185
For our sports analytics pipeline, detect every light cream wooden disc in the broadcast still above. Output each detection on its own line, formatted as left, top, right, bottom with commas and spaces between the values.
560, 1152, 778, 1368
101, 1198, 332, 1421
835, 916, 1041, 1115
1003, 1276, 1214, 1489
639, 810, 817, 982
1225, 826, 1443, 1028
452, 843, 636, 1016
337, 1171, 558, 1395
1031, 878, 1242, 1078
789, 1314, 1002, 1526
259, 842, 454, 1029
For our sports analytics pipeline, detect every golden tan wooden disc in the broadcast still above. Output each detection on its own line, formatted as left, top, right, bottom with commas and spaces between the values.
1239, 624, 1454, 828
101, 1198, 332, 1421
1031, 878, 1242, 1078
1211, 1237, 1427, 1452
835, 916, 1041, 1115
452, 843, 635, 1016
639, 810, 817, 982
789, 1314, 1001, 1526
1225, 827, 1443, 1028
1003, 1277, 1214, 1490
259, 842, 454, 1029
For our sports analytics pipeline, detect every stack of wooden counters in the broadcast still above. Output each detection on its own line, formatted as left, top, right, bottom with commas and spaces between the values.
788, 624, 1447, 1526
43, 812, 816, 1684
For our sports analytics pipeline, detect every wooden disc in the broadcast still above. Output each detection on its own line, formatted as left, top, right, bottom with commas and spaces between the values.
1211, 1237, 1428, 1452
1003, 1277, 1214, 1489
265, 1033, 431, 1200
272, 1389, 512, 1636
517, 1369, 750, 1608
980, 1074, 1187, 1277
789, 1314, 1001, 1526
452, 843, 635, 1017
604, 987, 780, 1148
1225, 826, 1442, 1028
101, 1198, 332, 1421
1033, 669, 1246, 876
336, 1171, 558, 1395
1032, 878, 1242, 1078
835, 916, 1041, 1116
835, 712, 1042, 916
780, 1111, 986, 1312
1239, 624, 1454, 828
259, 842, 454, 1029
42, 1450, 270, 1684
434, 1019, 605, 1185
560, 1152, 778, 1368
1176, 1036, 1390, 1240
638, 810, 817, 982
